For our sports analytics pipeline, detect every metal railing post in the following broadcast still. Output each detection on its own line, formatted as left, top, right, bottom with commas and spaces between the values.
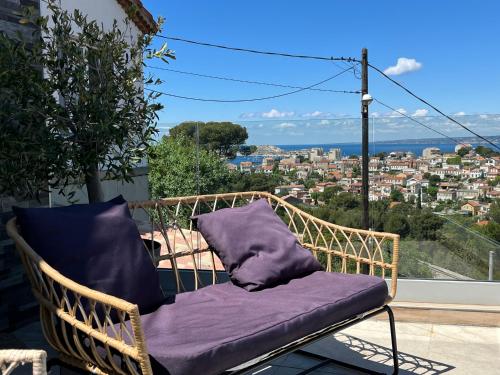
489, 251, 495, 281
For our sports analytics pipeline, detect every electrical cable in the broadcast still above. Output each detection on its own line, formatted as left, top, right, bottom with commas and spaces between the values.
145, 65, 354, 102
374, 98, 468, 146
156, 35, 359, 63
369, 63, 500, 151
145, 65, 360, 94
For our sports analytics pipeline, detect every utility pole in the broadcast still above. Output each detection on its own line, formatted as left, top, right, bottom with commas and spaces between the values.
361, 48, 370, 231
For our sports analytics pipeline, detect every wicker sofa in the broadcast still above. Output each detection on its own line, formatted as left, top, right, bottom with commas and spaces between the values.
7, 192, 400, 374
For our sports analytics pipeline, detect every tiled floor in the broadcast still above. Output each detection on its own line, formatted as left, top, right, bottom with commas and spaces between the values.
5, 316, 500, 374
254, 320, 500, 374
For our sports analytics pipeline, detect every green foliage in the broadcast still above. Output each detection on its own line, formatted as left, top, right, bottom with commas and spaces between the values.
446, 156, 462, 165
398, 241, 433, 278
0, 0, 173, 201
427, 186, 439, 199
457, 147, 471, 157
428, 174, 441, 186
169, 121, 248, 159
239, 145, 257, 156
351, 165, 360, 178
384, 213, 410, 237
148, 137, 230, 198
410, 210, 444, 240
474, 221, 500, 242
0, 33, 63, 199
475, 145, 499, 158
489, 200, 500, 223
227, 172, 283, 193
373, 152, 387, 160
329, 192, 360, 210
321, 186, 344, 202
390, 188, 404, 202
488, 176, 500, 187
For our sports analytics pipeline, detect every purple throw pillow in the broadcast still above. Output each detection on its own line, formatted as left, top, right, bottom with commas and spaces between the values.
193, 199, 323, 291
13, 196, 165, 318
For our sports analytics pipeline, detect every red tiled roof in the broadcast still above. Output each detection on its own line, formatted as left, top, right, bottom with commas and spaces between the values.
116, 0, 156, 33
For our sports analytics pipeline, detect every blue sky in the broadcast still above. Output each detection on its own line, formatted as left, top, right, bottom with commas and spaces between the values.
143, 1, 500, 145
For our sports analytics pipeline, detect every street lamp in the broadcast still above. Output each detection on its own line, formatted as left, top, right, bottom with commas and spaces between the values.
362, 94, 373, 107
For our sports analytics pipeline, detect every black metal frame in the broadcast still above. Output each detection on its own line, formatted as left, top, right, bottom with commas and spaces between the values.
48, 306, 397, 375
227, 305, 398, 375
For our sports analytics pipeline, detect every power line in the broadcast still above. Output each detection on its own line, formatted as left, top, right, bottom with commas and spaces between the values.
368, 63, 500, 151
156, 35, 359, 63
146, 65, 360, 94
145, 65, 354, 103
373, 98, 466, 146
156, 35, 498, 149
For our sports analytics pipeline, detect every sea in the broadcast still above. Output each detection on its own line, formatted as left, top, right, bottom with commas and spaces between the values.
231, 142, 472, 165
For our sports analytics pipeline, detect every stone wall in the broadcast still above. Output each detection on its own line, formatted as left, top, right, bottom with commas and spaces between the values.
0, 0, 40, 40
0, 0, 42, 332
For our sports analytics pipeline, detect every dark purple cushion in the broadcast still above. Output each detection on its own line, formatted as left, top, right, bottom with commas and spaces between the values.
13, 196, 164, 317
193, 199, 323, 291
135, 271, 388, 375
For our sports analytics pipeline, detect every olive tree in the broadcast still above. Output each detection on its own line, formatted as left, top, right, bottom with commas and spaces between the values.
0, 0, 174, 202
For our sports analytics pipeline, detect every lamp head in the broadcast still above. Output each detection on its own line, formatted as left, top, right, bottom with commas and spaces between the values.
362, 93, 373, 105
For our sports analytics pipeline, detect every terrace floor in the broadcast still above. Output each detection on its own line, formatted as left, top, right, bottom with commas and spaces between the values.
4, 306, 499, 374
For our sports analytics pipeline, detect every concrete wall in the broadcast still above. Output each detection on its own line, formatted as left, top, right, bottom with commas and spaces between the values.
50, 167, 150, 206
388, 278, 500, 306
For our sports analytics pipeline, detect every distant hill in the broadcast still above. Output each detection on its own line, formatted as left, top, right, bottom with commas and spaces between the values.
374, 135, 500, 145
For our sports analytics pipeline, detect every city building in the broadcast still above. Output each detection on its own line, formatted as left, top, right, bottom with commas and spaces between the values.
422, 147, 441, 159
327, 148, 342, 161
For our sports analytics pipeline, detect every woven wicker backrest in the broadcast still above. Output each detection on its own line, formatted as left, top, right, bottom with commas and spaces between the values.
6, 220, 152, 375
129, 192, 399, 299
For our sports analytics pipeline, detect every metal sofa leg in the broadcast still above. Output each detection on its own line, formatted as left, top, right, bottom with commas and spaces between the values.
295, 306, 399, 375
386, 305, 399, 375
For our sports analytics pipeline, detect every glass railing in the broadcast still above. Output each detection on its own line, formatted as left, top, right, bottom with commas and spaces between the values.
133, 116, 500, 281
398, 214, 499, 280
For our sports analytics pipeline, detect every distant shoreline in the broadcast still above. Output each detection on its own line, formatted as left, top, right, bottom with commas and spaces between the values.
257, 134, 500, 147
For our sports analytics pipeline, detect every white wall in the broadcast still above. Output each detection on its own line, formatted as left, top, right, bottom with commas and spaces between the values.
39, 0, 141, 39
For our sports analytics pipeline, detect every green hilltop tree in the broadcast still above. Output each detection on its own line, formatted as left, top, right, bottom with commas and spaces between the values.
169, 121, 249, 159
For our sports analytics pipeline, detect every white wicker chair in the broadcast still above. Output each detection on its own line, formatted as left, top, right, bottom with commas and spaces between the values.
0, 350, 47, 375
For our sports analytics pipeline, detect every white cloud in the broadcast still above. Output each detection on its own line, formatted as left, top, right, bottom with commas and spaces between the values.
275, 122, 296, 129
480, 114, 489, 119
262, 109, 295, 118
412, 109, 429, 117
371, 112, 381, 118
303, 110, 328, 118
239, 112, 256, 119
383, 57, 422, 76
319, 119, 330, 125
390, 108, 407, 117
454, 111, 466, 116
257, 124, 264, 128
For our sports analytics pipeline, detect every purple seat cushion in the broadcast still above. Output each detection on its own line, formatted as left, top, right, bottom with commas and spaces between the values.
13, 196, 164, 318
137, 271, 388, 375
193, 199, 323, 291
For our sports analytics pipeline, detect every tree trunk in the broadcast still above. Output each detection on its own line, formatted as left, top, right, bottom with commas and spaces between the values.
85, 166, 104, 203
